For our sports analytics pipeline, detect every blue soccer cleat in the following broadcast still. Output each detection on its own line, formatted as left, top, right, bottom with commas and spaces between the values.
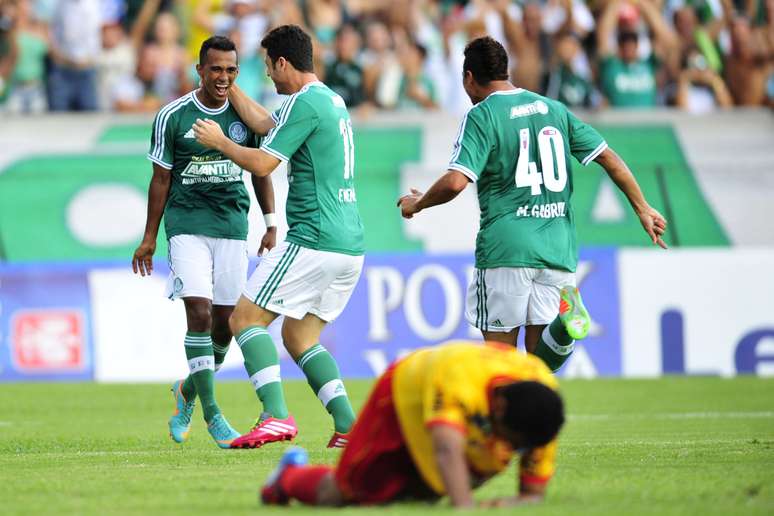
168, 380, 195, 443
260, 447, 309, 505
207, 413, 240, 449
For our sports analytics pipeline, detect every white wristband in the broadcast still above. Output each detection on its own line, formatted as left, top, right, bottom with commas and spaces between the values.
263, 213, 277, 228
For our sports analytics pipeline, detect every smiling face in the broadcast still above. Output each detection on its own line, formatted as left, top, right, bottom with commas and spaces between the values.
264, 54, 291, 94
197, 48, 239, 104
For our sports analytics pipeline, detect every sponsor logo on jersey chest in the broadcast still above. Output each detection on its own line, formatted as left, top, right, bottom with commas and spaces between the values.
229, 121, 248, 143
510, 100, 549, 119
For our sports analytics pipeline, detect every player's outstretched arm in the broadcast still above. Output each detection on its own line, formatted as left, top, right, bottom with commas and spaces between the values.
397, 170, 469, 219
132, 163, 171, 276
193, 119, 280, 177
595, 148, 668, 249
251, 174, 277, 256
229, 84, 275, 136
431, 424, 474, 508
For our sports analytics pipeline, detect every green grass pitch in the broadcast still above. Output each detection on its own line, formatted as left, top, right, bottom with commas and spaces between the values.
1, 377, 772, 515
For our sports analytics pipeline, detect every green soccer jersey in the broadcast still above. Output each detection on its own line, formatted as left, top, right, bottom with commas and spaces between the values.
448, 88, 607, 272
147, 91, 255, 240
261, 81, 364, 256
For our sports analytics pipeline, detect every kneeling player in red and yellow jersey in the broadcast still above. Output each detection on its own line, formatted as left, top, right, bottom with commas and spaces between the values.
260, 341, 565, 508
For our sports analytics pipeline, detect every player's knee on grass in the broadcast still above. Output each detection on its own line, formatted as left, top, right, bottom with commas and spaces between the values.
316, 472, 344, 506
183, 298, 212, 333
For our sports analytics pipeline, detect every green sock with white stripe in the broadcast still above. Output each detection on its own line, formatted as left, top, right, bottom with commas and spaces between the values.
181, 341, 230, 400
296, 344, 355, 434
236, 326, 289, 419
184, 332, 220, 422
533, 316, 575, 372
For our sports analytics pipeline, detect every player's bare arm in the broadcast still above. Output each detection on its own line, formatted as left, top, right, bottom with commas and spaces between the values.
397, 170, 470, 219
228, 83, 276, 136
193, 118, 280, 177
431, 424, 474, 508
594, 147, 668, 249
252, 174, 277, 255
132, 163, 171, 276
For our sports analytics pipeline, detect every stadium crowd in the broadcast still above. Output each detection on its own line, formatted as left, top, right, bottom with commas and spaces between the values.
0, 0, 772, 115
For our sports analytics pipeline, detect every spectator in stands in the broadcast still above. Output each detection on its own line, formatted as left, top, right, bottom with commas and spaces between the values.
722, 0, 773, 105
509, 1, 551, 93
48, 0, 101, 111
545, 31, 600, 108
396, 39, 437, 109
325, 23, 366, 108
4, 0, 47, 113
301, 0, 349, 50
361, 20, 400, 105
0, 0, 19, 106
597, 0, 678, 108
141, 11, 190, 104
96, 0, 160, 111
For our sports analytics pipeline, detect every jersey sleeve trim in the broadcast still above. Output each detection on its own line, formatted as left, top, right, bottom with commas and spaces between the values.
448, 163, 478, 182
149, 94, 192, 163
259, 144, 290, 163
262, 92, 301, 148
581, 141, 608, 166
146, 153, 172, 169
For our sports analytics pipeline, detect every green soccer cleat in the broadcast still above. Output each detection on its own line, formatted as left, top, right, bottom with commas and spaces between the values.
558, 286, 591, 341
168, 380, 195, 443
207, 413, 240, 449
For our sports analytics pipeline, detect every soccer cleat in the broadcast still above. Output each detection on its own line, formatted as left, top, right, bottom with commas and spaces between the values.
326, 431, 349, 449
558, 286, 591, 341
231, 412, 298, 449
207, 413, 240, 449
260, 446, 309, 505
168, 380, 195, 443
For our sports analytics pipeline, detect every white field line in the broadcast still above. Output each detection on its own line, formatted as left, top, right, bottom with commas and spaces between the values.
569, 411, 774, 421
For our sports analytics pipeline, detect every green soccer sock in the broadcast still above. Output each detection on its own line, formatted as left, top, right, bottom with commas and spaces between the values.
180, 341, 230, 400
533, 316, 575, 372
297, 344, 355, 434
236, 326, 289, 419
184, 332, 220, 422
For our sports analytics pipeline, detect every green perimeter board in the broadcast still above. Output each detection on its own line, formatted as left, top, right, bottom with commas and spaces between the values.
0, 154, 169, 262
0, 122, 726, 262
574, 124, 729, 247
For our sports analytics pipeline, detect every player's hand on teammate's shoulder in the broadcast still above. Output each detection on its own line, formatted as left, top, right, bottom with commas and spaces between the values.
637, 205, 668, 249
193, 118, 226, 151
397, 188, 424, 219
132, 240, 157, 277
258, 227, 277, 256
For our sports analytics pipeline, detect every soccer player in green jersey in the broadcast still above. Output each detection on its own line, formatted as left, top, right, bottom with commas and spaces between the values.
132, 36, 278, 449
398, 37, 667, 372
193, 25, 364, 449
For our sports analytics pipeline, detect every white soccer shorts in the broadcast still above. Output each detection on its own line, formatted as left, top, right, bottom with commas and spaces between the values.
465, 267, 576, 332
166, 234, 248, 305
243, 240, 364, 322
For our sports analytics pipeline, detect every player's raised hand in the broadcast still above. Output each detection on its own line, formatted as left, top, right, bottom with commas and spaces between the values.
637, 206, 668, 249
397, 188, 424, 219
258, 227, 277, 256
132, 240, 156, 277
193, 118, 226, 151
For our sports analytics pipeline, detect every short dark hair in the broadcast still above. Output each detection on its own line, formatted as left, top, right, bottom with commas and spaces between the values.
463, 36, 509, 85
261, 24, 314, 72
499, 381, 564, 448
617, 31, 639, 46
199, 36, 237, 65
